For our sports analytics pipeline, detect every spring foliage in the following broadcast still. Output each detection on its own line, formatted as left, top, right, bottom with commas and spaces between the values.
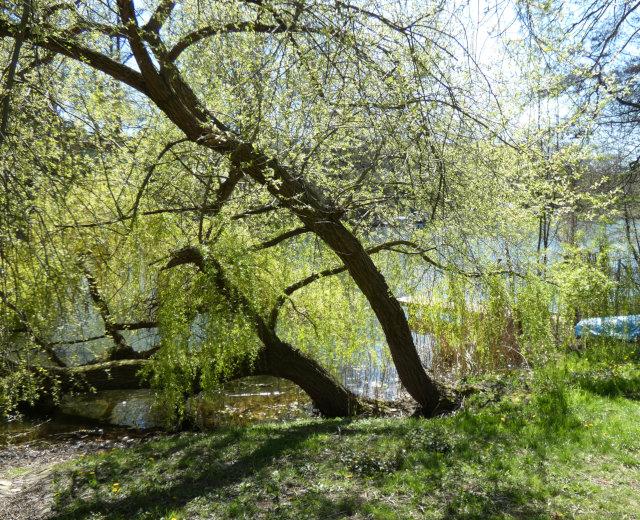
1, 0, 639, 416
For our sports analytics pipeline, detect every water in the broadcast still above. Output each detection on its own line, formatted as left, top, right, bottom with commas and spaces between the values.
338, 331, 435, 401
3, 298, 434, 441
187, 377, 313, 429
1, 376, 314, 444
0, 415, 155, 446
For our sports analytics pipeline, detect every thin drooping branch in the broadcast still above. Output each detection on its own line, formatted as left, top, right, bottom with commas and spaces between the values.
383, 240, 527, 279
334, 0, 416, 33
81, 264, 146, 360
267, 239, 422, 326
158, 0, 416, 64
60, 204, 234, 229
0, 290, 65, 367
130, 137, 190, 220
268, 239, 526, 327
285, 240, 437, 294
161, 246, 366, 416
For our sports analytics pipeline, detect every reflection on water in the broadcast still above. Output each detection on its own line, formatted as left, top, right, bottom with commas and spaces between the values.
3, 330, 433, 440
0, 415, 153, 446
2, 305, 434, 440
188, 377, 313, 429
339, 332, 434, 401
1, 376, 315, 443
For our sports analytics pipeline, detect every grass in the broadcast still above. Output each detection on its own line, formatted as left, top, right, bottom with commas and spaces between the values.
47, 343, 640, 519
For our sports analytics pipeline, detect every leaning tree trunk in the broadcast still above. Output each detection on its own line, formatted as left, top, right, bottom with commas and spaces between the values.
244, 342, 366, 417
129, 57, 442, 411
163, 247, 368, 417
0, 2, 443, 413
7, 341, 366, 418
311, 220, 441, 412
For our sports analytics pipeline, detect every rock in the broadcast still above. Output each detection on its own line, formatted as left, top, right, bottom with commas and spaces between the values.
109, 390, 168, 428
59, 396, 111, 421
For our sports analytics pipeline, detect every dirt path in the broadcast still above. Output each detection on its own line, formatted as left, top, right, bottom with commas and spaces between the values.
0, 429, 159, 520
0, 440, 86, 519
0, 457, 58, 520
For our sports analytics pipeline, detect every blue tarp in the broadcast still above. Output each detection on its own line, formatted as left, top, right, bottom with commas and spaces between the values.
575, 315, 640, 341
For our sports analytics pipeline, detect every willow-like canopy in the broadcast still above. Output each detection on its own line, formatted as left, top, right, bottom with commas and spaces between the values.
0, 0, 512, 416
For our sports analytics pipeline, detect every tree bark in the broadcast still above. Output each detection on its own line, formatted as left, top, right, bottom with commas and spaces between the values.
164, 246, 367, 417
309, 220, 441, 412
0, 4, 443, 413
240, 343, 366, 417
8, 343, 366, 418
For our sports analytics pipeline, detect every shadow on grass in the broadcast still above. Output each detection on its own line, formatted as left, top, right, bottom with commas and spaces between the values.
48, 419, 366, 519
440, 486, 550, 520
48, 372, 632, 520
576, 370, 640, 400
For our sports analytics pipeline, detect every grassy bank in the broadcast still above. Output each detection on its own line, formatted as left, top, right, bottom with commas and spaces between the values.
48, 345, 640, 519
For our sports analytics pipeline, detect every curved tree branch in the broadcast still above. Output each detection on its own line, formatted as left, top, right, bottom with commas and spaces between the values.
0, 0, 31, 145
0, 18, 148, 95
167, 22, 291, 62
254, 226, 309, 250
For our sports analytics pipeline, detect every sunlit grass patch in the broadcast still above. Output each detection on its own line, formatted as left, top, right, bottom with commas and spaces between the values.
49, 347, 640, 520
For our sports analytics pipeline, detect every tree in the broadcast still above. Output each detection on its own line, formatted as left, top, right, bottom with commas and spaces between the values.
1, 0, 514, 417
515, 0, 640, 279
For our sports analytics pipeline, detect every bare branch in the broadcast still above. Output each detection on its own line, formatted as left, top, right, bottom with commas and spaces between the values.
113, 320, 158, 330
0, 18, 149, 95
254, 227, 309, 250
268, 239, 525, 327
117, 0, 161, 82
161, 246, 205, 272
230, 203, 280, 220
168, 22, 289, 62
144, 0, 177, 35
